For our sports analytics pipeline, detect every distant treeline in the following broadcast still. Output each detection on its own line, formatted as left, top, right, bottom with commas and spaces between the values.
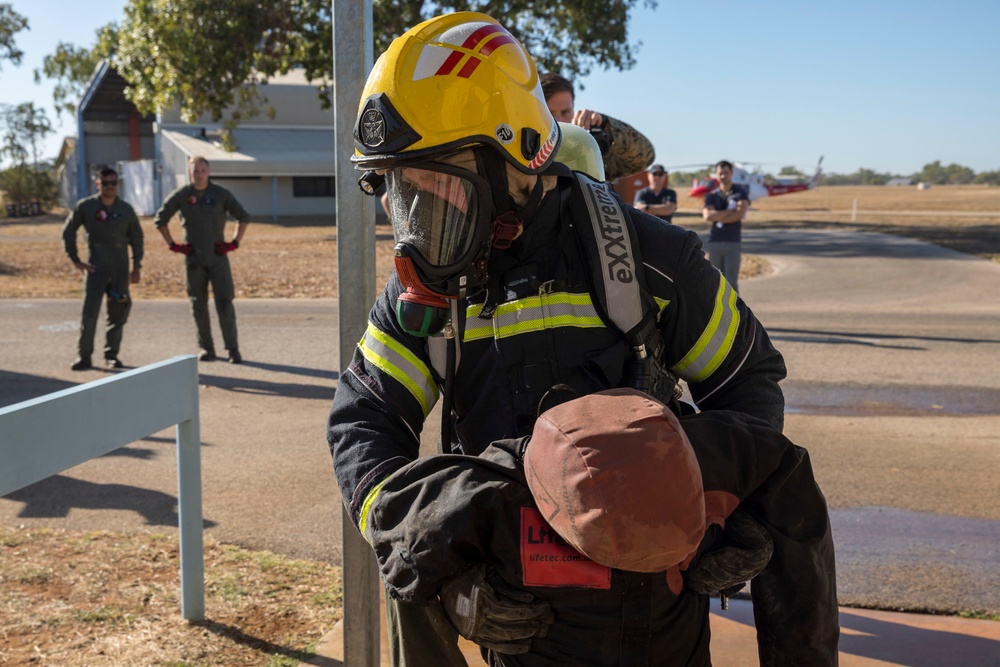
667, 161, 1000, 187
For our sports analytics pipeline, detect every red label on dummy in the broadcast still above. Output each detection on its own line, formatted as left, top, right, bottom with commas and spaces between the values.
520, 507, 611, 589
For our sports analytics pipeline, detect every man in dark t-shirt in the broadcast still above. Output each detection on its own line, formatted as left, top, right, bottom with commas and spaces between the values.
702, 160, 750, 292
633, 163, 678, 223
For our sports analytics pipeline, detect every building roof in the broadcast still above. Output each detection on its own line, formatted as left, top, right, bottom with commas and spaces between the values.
160, 128, 335, 177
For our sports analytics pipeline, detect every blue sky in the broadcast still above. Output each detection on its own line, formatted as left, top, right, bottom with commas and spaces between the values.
2, 0, 998, 175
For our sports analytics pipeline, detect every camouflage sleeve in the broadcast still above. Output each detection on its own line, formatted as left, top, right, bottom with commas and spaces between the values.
602, 114, 656, 181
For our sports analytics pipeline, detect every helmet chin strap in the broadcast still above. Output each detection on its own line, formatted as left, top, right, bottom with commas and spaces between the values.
476, 149, 546, 318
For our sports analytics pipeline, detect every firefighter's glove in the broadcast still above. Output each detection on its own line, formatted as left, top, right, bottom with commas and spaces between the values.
169, 242, 194, 256
440, 563, 554, 655
683, 508, 774, 595
214, 240, 239, 255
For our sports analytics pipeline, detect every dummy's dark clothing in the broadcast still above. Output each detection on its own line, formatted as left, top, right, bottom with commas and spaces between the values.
62, 194, 144, 360
154, 182, 249, 351
370, 411, 839, 667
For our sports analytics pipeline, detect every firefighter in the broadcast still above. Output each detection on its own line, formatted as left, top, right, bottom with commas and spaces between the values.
369, 389, 840, 666
154, 156, 250, 363
328, 12, 787, 666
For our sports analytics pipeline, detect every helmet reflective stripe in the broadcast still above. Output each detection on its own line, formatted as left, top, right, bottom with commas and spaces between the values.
414, 23, 515, 80
360, 321, 439, 416
671, 279, 740, 382
463, 292, 605, 342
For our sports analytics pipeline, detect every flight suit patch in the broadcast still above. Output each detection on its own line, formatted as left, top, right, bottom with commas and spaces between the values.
520, 507, 611, 589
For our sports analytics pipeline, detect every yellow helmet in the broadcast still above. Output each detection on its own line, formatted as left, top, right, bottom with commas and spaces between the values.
353, 12, 559, 174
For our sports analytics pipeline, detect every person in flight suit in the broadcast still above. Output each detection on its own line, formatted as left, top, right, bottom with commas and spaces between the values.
154, 156, 250, 363
62, 166, 144, 370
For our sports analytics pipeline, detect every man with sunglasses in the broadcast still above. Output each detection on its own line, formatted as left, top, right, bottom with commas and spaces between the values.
62, 166, 144, 370
634, 164, 678, 223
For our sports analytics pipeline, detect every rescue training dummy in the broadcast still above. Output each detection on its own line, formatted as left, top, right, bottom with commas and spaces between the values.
368, 389, 840, 666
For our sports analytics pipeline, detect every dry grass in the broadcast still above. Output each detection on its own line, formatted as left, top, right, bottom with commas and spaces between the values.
3, 185, 997, 303
0, 526, 343, 667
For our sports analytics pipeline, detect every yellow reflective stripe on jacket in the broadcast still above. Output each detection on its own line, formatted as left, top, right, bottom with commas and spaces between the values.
360, 321, 438, 416
358, 476, 390, 543
464, 292, 605, 341
671, 279, 739, 382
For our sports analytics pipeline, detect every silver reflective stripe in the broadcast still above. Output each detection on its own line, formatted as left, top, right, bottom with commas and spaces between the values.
360, 321, 438, 416
671, 279, 740, 382
575, 173, 644, 334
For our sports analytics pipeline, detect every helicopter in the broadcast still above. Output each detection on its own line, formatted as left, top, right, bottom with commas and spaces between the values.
685, 156, 824, 201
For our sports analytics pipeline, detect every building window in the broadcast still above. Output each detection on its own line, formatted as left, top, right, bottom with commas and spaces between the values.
293, 176, 335, 197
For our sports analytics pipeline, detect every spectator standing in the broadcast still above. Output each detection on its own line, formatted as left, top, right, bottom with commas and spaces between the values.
540, 72, 655, 182
154, 156, 250, 363
62, 167, 144, 370
633, 163, 678, 223
702, 160, 750, 292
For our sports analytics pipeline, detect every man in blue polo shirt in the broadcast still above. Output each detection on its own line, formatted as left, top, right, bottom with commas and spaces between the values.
703, 160, 750, 292
633, 163, 678, 223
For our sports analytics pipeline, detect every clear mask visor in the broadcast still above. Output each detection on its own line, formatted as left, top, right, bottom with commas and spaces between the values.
386, 165, 482, 269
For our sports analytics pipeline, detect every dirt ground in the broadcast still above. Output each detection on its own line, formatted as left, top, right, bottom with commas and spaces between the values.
0, 527, 342, 666
1, 184, 997, 665
2, 185, 997, 303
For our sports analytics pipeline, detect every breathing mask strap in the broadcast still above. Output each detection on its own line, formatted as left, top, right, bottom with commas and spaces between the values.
476, 151, 548, 318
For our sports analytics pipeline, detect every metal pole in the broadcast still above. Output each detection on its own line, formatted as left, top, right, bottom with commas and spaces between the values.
177, 414, 205, 621
333, 1, 379, 664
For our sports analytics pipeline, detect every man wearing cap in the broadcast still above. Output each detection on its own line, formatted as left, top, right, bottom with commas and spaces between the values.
367, 389, 838, 666
634, 164, 678, 223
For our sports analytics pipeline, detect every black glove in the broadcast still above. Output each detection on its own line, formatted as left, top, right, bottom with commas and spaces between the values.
169, 242, 194, 256
683, 508, 774, 595
440, 563, 554, 655
214, 240, 239, 255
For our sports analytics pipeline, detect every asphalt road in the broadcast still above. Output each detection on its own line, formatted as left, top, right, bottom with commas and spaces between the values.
1, 228, 998, 615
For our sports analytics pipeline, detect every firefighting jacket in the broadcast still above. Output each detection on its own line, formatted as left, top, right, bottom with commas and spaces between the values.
369, 411, 838, 667
328, 170, 786, 535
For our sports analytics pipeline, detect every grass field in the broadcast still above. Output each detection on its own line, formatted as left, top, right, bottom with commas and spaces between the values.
2, 184, 997, 301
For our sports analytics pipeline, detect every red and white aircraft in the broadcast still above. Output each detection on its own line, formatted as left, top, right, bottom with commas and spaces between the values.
687, 157, 823, 201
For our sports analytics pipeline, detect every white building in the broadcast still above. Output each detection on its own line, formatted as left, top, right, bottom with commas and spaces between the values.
63, 64, 335, 219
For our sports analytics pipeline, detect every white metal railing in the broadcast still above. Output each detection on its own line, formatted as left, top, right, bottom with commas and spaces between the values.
0, 355, 205, 620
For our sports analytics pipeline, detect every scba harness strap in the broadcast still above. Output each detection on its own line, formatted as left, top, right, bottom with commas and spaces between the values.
562, 172, 679, 405
426, 171, 681, 409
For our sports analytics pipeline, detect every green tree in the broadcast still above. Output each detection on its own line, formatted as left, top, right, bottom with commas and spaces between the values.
109, 0, 655, 147
973, 170, 1000, 186
0, 103, 54, 203
34, 24, 119, 119
0, 3, 28, 70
